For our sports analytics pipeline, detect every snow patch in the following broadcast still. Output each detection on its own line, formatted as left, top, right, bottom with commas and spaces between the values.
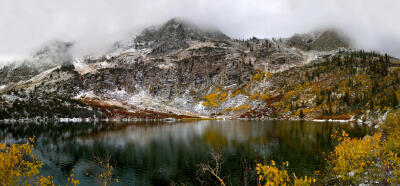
74, 89, 199, 117
73, 90, 96, 99
157, 62, 175, 69
0, 85, 6, 91
194, 102, 206, 113
59, 118, 83, 123
220, 94, 249, 108
73, 58, 116, 75
73, 59, 96, 74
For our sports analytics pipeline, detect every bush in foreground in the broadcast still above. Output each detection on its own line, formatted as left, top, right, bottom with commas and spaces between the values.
327, 111, 400, 185
0, 137, 54, 185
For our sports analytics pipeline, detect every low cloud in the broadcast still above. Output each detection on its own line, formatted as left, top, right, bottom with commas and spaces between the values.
0, 0, 399, 63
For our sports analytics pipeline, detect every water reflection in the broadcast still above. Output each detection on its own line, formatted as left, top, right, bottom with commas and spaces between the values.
0, 120, 371, 185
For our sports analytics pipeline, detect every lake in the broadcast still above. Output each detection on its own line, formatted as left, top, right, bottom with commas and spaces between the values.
0, 120, 372, 185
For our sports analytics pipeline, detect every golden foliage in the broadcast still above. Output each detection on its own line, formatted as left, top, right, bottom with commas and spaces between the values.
265, 72, 272, 79
256, 161, 315, 186
330, 123, 400, 184
95, 155, 115, 186
0, 138, 83, 186
224, 105, 251, 112
256, 161, 290, 185
249, 92, 260, 100
202, 92, 228, 107
252, 73, 265, 81
259, 93, 271, 101
283, 90, 297, 101
230, 88, 248, 98
384, 111, 400, 152
67, 169, 80, 186
293, 176, 314, 186
0, 137, 54, 186
231, 89, 242, 98
330, 131, 382, 183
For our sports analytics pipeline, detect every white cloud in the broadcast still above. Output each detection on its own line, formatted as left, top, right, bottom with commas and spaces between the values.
0, 0, 399, 60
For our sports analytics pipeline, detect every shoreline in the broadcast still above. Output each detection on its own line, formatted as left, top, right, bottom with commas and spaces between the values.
0, 116, 371, 124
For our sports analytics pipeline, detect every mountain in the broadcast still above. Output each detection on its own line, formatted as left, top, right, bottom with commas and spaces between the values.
0, 18, 398, 123
134, 18, 229, 55
286, 30, 349, 51
0, 41, 73, 85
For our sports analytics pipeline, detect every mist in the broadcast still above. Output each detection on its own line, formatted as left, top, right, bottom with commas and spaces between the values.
1, 0, 400, 65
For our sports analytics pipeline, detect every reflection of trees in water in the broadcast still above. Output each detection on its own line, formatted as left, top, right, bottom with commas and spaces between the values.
272, 121, 371, 152
0, 122, 217, 185
268, 121, 371, 176
201, 120, 370, 151
0, 122, 107, 142
0, 121, 372, 186
201, 120, 371, 177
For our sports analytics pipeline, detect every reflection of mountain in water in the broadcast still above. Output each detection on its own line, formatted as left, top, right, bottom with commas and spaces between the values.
0, 121, 371, 185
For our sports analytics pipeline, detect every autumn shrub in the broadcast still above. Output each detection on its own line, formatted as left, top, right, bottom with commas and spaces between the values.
383, 110, 400, 152
329, 127, 400, 185
0, 138, 83, 186
293, 176, 314, 186
256, 161, 315, 186
330, 131, 383, 184
67, 169, 80, 186
95, 155, 116, 186
251, 73, 265, 81
202, 92, 228, 107
256, 161, 290, 185
0, 137, 54, 186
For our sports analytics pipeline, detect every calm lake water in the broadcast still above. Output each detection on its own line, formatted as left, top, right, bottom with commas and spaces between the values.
0, 120, 372, 185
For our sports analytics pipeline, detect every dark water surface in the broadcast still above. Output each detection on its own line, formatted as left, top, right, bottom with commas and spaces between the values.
0, 120, 372, 185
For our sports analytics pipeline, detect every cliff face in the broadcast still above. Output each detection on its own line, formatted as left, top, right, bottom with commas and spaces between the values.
1, 18, 396, 122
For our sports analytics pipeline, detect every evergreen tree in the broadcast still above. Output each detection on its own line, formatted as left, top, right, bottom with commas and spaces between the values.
299, 109, 304, 119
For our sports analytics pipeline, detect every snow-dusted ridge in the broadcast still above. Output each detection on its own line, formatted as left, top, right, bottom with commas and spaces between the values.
4, 18, 382, 122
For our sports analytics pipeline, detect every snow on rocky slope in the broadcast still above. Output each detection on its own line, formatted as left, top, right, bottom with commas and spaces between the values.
0, 18, 353, 121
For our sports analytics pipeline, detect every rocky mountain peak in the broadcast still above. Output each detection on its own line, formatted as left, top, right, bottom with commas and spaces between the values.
134, 18, 229, 55
160, 18, 227, 39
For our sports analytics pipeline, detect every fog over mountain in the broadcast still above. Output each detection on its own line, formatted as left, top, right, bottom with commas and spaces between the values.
1, 0, 400, 64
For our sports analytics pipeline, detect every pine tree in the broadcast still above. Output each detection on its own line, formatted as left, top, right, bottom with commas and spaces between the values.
299, 109, 304, 119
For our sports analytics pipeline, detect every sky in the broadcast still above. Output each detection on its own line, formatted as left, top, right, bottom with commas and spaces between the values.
0, 0, 400, 63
